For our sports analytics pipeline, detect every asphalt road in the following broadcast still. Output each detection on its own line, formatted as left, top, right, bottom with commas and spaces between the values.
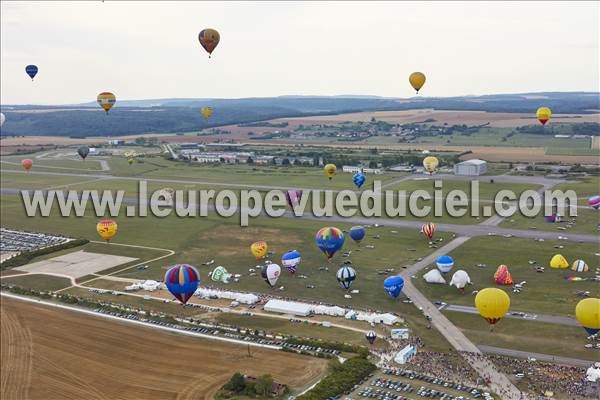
443, 304, 579, 327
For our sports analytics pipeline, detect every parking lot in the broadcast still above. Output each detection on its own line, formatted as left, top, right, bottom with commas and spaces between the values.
343, 369, 495, 400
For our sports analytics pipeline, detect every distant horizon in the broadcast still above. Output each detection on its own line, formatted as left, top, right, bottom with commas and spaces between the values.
1, 90, 599, 107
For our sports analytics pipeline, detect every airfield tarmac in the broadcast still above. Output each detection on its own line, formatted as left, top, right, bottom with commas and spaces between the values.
0, 297, 328, 400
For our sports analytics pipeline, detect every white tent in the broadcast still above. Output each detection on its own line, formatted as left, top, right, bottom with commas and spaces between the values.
264, 299, 312, 316
195, 288, 259, 304
423, 269, 446, 284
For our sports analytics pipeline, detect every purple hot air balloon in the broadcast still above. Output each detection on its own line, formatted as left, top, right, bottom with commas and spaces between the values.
285, 189, 303, 208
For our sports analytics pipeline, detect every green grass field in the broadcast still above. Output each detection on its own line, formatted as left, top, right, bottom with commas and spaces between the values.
413, 236, 599, 317
2, 274, 72, 291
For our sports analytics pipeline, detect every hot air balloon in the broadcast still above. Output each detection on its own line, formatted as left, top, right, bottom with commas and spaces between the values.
336, 265, 356, 290
423, 269, 446, 284
127, 158, 134, 165
475, 288, 510, 325
0, 113, 5, 127
449, 270, 471, 291
261, 263, 281, 287
349, 226, 366, 245
575, 298, 600, 335
96, 219, 117, 242
423, 156, 439, 174
164, 264, 200, 304
21, 159, 33, 172
494, 265, 514, 285
550, 254, 569, 269
315, 227, 345, 261
383, 275, 404, 299
285, 189, 303, 208
436, 255, 454, 274
421, 222, 436, 241
25, 65, 38, 80
409, 72, 426, 94
97, 92, 116, 114
352, 171, 366, 189
324, 164, 337, 180
210, 266, 232, 283
571, 259, 589, 272
200, 107, 213, 121
77, 146, 90, 160
198, 28, 220, 57
281, 250, 301, 274
251, 240, 268, 260
536, 107, 552, 125
365, 330, 377, 345
588, 195, 600, 210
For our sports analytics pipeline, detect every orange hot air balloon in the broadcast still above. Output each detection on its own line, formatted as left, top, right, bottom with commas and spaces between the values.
250, 240, 268, 260
21, 159, 33, 172
198, 29, 220, 58
97, 92, 116, 114
96, 219, 118, 242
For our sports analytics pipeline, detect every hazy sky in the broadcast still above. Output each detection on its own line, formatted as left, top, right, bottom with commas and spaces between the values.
1, 1, 598, 104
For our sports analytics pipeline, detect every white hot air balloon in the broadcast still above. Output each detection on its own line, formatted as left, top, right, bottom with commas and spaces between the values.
423, 269, 446, 284
261, 263, 281, 287
449, 270, 471, 290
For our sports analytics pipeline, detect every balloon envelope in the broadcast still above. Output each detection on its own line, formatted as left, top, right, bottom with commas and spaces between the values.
336, 266, 356, 290
164, 264, 200, 304
349, 226, 366, 244
200, 107, 213, 120
423, 156, 439, 174
588, 195, 600, 210
365, 330, 377, 344
575, 298, 600, 335
324, 164, 337, 180
25, 65, 38, 80
571, 259, 588, 272
250, 241, 268, 260
494, 265, 514, 285
536, 107, 552, 125
281, 250, 301, 274
475, 288, 510, 325
77, 146, 90, 160
315, 227, 345, 260
383, 275, 404, 298
21, 159, 33, 171
352, 172, 366, 189
96, 219, 117, 242
261, 263, 281, 287
449, 270, 470, 289
198, 28, 220, 56
423, 269, 446, 284
436, 255, 454, 273
97, 92, 116, 114
550, 254, 569, 269
409, 72, 426, 93
421, 222, 436, 240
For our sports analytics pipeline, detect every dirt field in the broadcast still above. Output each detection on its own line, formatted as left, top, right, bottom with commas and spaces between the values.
14, 251, 137, 279
0, 297, 327, 400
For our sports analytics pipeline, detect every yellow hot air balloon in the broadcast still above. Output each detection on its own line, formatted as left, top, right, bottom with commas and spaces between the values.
324, 164, 337, 180
250, 240, 268, 260
575, 298, 600, 335
549, 254, 569, 269
97, 92, 116, 114
127, 158, 134, 165
423, 156, 439, 174
536, 107, 551, 125
409, 72, 426, 94
96, 219, 118, 242
475, 288, 510, 326
200, 107, 213, 121
198, 28, 220, 58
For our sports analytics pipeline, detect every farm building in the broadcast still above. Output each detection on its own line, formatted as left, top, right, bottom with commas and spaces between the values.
454, 159, 487, 176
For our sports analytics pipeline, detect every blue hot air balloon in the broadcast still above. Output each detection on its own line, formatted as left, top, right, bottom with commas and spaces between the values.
337, 266, 356, 290
25, 65, 38, 80
349, 226, 366, 244
383, 275, 404, 299
281, 250, 302, 274
164, 264, 200, 304
436, 255, 454, 274
315, 227, 345, 260
352, 171, 366, 189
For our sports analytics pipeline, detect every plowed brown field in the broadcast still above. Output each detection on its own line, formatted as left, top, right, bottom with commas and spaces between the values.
0, 298, 327, 400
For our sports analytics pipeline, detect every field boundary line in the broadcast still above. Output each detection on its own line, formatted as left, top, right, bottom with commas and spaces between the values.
0, 292, 282, 350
